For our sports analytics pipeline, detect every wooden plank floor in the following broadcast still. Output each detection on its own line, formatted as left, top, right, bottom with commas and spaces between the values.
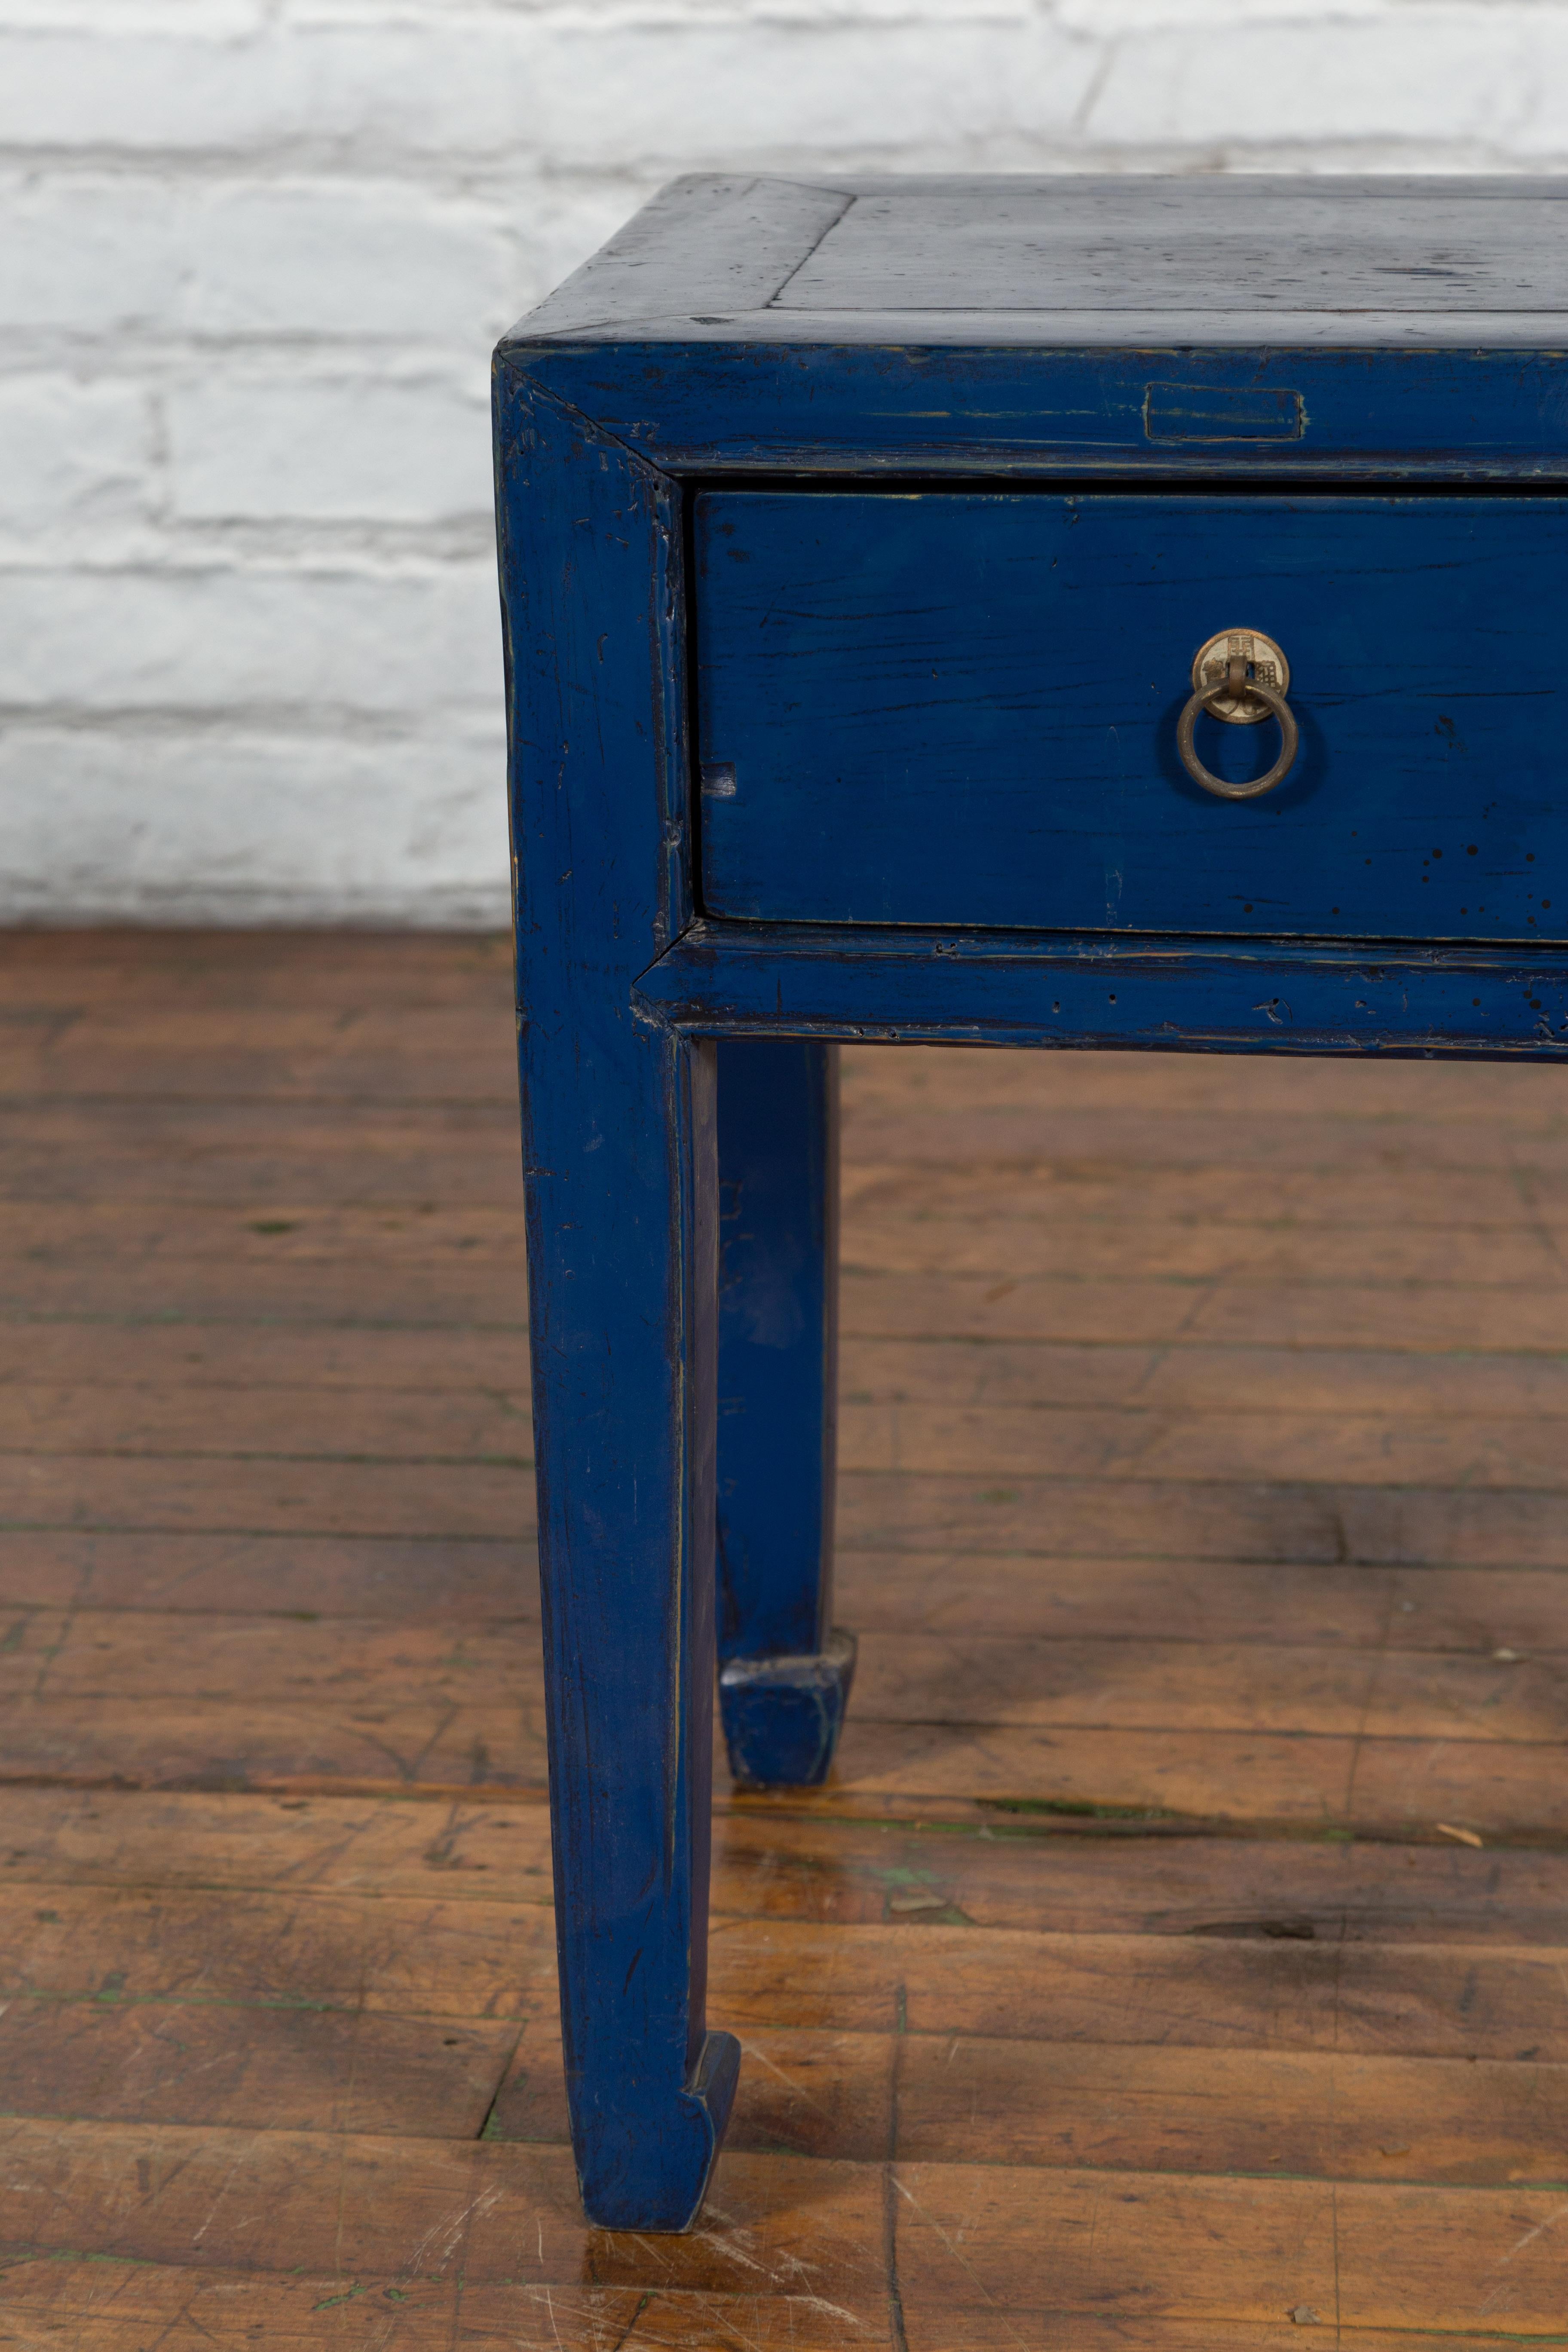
2, 929, 1566, 2349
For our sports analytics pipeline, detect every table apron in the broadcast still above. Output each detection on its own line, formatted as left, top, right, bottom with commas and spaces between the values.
631, 925, 1568, 1058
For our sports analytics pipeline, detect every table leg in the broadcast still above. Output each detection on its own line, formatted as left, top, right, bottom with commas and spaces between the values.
715, 1038, 856, 1787
525, 1026, 738, 2230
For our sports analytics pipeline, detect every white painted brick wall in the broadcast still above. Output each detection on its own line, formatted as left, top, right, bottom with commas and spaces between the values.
3, 0, 1566, 925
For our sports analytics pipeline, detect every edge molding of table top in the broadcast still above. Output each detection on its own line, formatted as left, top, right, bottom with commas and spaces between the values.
507, 173, 1568, 346
494, 176, 1568, 474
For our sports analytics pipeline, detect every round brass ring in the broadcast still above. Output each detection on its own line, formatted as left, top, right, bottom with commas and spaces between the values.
1177, 677, 1299, 801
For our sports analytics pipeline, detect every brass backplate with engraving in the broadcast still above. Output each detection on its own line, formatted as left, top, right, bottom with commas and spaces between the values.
1190, 628, 1291, 726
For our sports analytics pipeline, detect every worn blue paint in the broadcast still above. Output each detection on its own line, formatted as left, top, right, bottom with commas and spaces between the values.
720, 1629, 858, 1789
715, 1038, 850, 1786
516, 344, 1568, 478
494, 367, 736, 2233
1143, 383, 1304, 441
637, 922, 1568, 1058
496, 175, 1568, 2234
698, 490, 1568, 943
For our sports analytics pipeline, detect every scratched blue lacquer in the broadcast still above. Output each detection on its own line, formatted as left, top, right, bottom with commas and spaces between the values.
696, 490, 1568, 944
495, 173, 1568, 2237
1143, 383, 1304, 441
495, 367, 736, 2233
517, 344, 1568, 478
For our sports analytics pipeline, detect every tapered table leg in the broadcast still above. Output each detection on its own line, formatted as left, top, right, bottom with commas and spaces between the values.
500, 372, 737, 2229
524, 1026, 737, 2229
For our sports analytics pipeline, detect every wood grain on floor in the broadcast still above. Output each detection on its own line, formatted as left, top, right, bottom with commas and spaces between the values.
1, 929, 1566, 2348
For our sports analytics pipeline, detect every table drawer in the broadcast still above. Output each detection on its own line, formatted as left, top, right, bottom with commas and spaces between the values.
695, 490, 1567, 943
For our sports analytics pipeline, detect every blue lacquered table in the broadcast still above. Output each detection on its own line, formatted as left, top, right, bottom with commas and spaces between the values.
493, 173, 1568, 2230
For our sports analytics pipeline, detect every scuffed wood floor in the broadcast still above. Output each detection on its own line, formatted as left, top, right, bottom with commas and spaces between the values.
1, 929, 1566, 2349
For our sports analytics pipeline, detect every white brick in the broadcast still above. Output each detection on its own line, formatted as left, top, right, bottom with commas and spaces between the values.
1500, 20, 1568, 157
290, 0, 1032, 22
0, 375, 153, 552
0, 720, 510, 925
0, 564, 501, 713
526, 20, 1100, 169
0, 27, 530, 157
1056, 0, 1392, 26
1087, 17, 1531, 147
167, 375, 491, 524
0, 17, 1085, 166
0, 178, 513, 341
0, 1, 261, 24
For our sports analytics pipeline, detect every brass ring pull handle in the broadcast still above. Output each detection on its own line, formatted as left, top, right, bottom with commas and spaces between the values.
1177, 628, 1298, 802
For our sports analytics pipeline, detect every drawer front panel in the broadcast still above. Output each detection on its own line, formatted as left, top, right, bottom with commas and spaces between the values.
695, 491, 1568, 943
